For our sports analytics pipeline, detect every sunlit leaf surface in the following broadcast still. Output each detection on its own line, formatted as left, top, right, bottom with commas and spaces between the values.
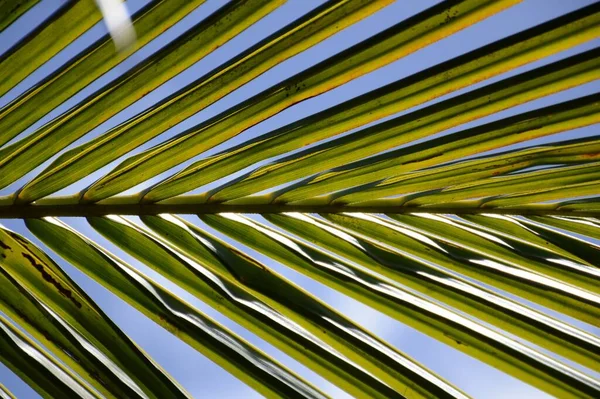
0, 0, 598, 397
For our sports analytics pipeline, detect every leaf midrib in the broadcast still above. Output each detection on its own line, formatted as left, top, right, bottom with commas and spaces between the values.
0, 203, 597, 218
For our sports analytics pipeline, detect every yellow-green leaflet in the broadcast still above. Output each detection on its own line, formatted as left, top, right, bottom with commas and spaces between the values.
0, 0, 207, 148
15, 0, 390, 202
141, 213, 465, 399
381, 213, 600, 325
528, 215, 600, 241
330, 133, 600, 205
0, 314, 101, 399
0, 255, 161, 398
0, 0, 283, 192
401, 162, 600, 206
265, 212, 600, 372
218, 93, 600, 205
79, 0, 518, 203
141, 3, 600, 203
0, 381, 17, 399
201, 213, 600, 398
559, 198, 600, 212
26, 217, 326, 399
0, 0, 101, 98
460, 214, 600, 270
88, 214, 406, 399
269, 48, 600, 204
0, 226, 191, 399
0, 0, 38, 33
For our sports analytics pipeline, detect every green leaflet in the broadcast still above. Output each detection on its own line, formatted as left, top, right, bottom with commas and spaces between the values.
0, 261, 158, 398
201, 213, 600, 398
0, 0, 282, 192
401, 162, 600, 206
217, 93, 600, 205
0, 0, 207, 148
461, 214, 600, 270
87, 214, 403, 399
0, 382, 16, 399
79, 0, 518, 203
481, 180, 600, 208
433, 213, 592, 265
141, 3, 600, 203
26, 217, 325, 399
216, 108, 600, 207
141, 214, 465, 399
265, 212, 600, 372
15, 0, 390, 203
269, 49, 600, 204
0, 226, 191, 399
559, 197, 600, 212
0, 314, 101, 399
379, 213, 600, 324
0, 0, 101, 98
321, 212, 600, 322
0, 0, 38, 32
331, 133, 600, 205
528, 216, 600, 241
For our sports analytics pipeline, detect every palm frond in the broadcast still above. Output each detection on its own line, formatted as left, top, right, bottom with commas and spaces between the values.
0, 0, 599, 397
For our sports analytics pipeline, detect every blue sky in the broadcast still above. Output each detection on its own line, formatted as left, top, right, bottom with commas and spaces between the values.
0, 0, 599, 397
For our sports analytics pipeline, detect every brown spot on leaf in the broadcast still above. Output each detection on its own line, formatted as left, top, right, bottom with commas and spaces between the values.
0, 240, 10, 250
8, 232, 29, 246
21, 252, 82, 309
11, 307, 52, 343
583, 152, 600, 158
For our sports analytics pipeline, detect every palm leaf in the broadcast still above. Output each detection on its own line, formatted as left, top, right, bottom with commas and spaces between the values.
0, 0, 599, 397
